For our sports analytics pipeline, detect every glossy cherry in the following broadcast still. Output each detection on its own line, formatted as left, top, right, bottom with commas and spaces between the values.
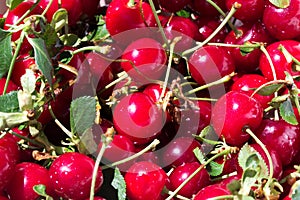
211, 91, 263, 146
189, 46, 235, 85
159, 0, 191, 12
190, 0, 227, 17
193, 184, 231, 200
113, 92, 165, 145
255, 119, 300, 166
0, 78, 18, 94
124, 161, 167, 200
49, 152, 103, 200
121, 38, 167, 83
80, 0, 100, 19
263, 0, 300, 40
259, 40, 300, 81
6, 162, 52, 200
168, 162, 210, 198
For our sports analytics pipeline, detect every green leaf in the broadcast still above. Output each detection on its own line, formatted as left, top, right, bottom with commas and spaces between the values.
51, 8, 68, 32
18, 90, 33, 111
21, 69, 36, 94
193, 147, 206, 164
227, 180, 241, 195
208, 160, 224, 176
251, 83, 284, 96
0, 112, 29, 131
77, 128, 98, 154
238, 143, 255, 170
40, 24, 59, 48
70, 96, 96, 135
86, 15, 109, 42
269, 0, 291, 8
0, 29, 13, 78
6, 0, 25, 10
27, 37, 53, 86
292, 180, 300, 200
59, 34, 80, 46
0, 18, 5, 29
111, 167, 126, 200
176, 10, 190, 18
240, 42, 258, 56
0, 91, 19, 112
280, 98, 298, 125
33, 184, 54, 200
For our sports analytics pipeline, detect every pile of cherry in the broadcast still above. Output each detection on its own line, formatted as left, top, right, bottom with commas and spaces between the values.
0, 0, 300, 199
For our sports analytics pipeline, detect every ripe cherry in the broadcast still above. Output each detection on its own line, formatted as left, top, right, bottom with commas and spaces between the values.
159, 0, 191, 12
0, 78, 18, 94
189, 46, 235, 85
49, 152, 103, 200
125, 161, 167, 200
121, 38, 167, 83
80, 0, 100, 19
190, 0, 226, 17
168, 162, 210, 198
193, 184, 231, 200
211, 91, 263, 146
113, 92, 165, 145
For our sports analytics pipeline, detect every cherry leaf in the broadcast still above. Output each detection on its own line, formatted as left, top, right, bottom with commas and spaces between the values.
251, 83, 284, 96
33, 184, 54, 200
207, 160, 224, 177
50, 8, 68, 32
0, 29, 12, 78
70, 96, 96, 135
6, 0, 25, 10
0, 112, 29, 131
193, 147, 206, 164
280, 98, 298, 125
112, 167, 126, 200
240, 42, 258, 56
292, 180, 300, 199
176, 10, 190, 18
20, 69, 36, 94
269, 0, 291, 8
77, 128, 98, 154
0, 91, 19, 112
84, 15, 109, 42
0, 18, 5, 28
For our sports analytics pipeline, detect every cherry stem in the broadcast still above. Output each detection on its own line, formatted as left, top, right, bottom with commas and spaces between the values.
41, 0, 54, 17
209, 195, 234, 200
205, 0, 241, 37
8, 130, 44, 147
207, 42, 261, 49
3, 31, 25, 95
187, 97, 218, 102
184, 72, 236, 96
103, 72, 129, 91
181, 2, 241, 56
245, 128, 274, 189
102, 139, 160, 170
279, 45, 300, 66
166, 147, 232, 200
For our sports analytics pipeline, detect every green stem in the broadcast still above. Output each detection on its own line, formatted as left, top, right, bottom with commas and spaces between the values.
209, 195, 234, 200
207, 42, 261, 49
3, 31, 25, 95
182, 3, 241, 56
279, 44, 300, 66
41, 0, 54, 17
187, 97, 218, 102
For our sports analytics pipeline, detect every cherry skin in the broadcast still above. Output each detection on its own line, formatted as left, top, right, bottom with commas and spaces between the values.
211, 91, 263, 146
121, 38, 167, 83
193, 184, 231, 200
259, 40, 300, 81
255, 119, 300, 166
168, 162, 210, 198
124, 161, 167, 200
0, 78, 18, 94
190, 0, 227, 17
113, 92, 165, 145
80, 0, 100, 19
224, 22, 274, 73
49, 152, 103, 200
189, 46, 235, 85
6, 162, 52, 200
231, 74, 274, 109
225, 0, 265, 22
0, 196, 8, 200
159, 0, 191, 12
263, 0, 300, 40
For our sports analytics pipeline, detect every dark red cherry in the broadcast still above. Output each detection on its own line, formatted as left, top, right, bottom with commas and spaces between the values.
121, 38, 167, 83
225, 0, 265, 22
263, 0, 300, 40
49, 152, 103, 200
190, 0, 227, 17
6, 162, 52, 200
12, 53, 36, 87
159, 0, 191, 12
124, 161, 167, 200
211, 91, 263, 146
259, 40, 300, 81
255, 119, 300, 166
189, 46, 235, 85
113, 92, 165, 145
193, 184, 231, 200
0, 196, 8, 200
231, 74, 273, 109
168, 162, 210, 198
224, 22, 274, 73
0, 78, 18, 94
80, 0, 100, 19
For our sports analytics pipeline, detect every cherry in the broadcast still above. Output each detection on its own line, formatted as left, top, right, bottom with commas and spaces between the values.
85, 197, 106, 200
121, 38, 167, 83
255, 119, 300, 166
189, 45, 235, 86
38, 0, 83, 26
224, 22, 274, 73
259, 40, 300, 81
225, 0, 265, 22
124, 161, 167, 200
214, 153, 239, 176
162, 137, 202, 168
168, 162, 210, 198
80, 0, 100, 19
113, 92, 165, 145
263, 0, 300, 40
193, 184, 231, 200
0, 78, 18, 94
159, 0, 191, 12
231, 74, 274, 109
6, 162, 52, 200
49, 152, 103, 200
190, 0, 227, 17
0, 196, 8, 200
211, 91, 263, 146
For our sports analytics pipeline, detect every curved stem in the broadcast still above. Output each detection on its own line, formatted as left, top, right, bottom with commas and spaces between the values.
207, 42, 261, 49
41, 0, 54, 17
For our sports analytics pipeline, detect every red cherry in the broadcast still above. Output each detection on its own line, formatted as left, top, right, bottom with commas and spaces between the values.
189, 46, 235, 85
125, 161, 167, 200
263, 0, 300, 40
113, 92, 165, 145
211, 91, 263, 146
80, 0, 100, 19
193, 184, 231, 200
159, 0, 191, 12
168, 162, 210, 198
259, 40, 300, 81
255, 119, 300, 166
6, 162, 53, 200
121, 38, 167, 83
190, 0, 227, 17
0, 78, 18, 94
49, 152, 103, 200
